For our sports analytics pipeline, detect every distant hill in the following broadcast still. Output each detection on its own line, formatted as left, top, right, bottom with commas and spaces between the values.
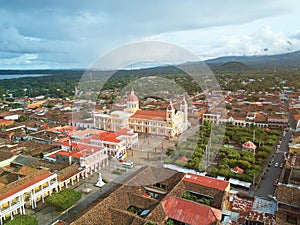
206, 50, 300, 71
216, 61, 249, 72
1, 50, 300, 75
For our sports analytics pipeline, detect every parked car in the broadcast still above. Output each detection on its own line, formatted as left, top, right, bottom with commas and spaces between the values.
122, 161, 133, 168
280, 163, 284, 168
274, 162, 279, 167
273, 179, 279, 187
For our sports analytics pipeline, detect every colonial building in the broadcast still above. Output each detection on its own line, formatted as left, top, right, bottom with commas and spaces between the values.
0, 166, 58, 224
94, 89, 190, 138
45, 140, 109, 177
70, 128, 138, 159
87, 128, 138, 158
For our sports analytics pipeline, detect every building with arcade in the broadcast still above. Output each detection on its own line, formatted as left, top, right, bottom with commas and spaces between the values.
94, 89, 190, 138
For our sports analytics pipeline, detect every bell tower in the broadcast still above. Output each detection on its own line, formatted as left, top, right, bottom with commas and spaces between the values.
180, 96, 188, 122
126, 89, 139, 113
166, 101, 175, 137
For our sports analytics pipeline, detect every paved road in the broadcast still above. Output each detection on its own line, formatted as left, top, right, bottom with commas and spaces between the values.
255, 129, 292, 196
255, 98, 294, 197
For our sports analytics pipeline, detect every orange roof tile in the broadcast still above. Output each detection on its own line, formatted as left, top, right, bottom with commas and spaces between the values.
99, 132, 122, 143
294, 114, 300, 121
0, 171, 52, 201
0, 119, 14, 126
183, 173, 229, 191
130, 110, 166, 120
57, 164, 81, 182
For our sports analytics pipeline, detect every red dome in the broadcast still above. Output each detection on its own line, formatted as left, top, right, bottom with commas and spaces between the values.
127, 89, 138, 102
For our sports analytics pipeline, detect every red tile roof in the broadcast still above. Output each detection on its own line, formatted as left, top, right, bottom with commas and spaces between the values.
162, 196, 221, 225
0, 172, 53, 201
130, 110, 166, 120
99, 132, 122, 143
0, 119, 14, 126
183, 173, 229, 191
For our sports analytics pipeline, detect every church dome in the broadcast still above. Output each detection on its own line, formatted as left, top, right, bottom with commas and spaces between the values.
127, 89, 138, 102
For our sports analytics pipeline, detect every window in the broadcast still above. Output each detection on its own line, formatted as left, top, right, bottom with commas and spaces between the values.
154, 183, 169, 190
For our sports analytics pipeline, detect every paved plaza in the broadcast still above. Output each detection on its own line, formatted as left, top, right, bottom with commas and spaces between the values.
24, 126, 202, 225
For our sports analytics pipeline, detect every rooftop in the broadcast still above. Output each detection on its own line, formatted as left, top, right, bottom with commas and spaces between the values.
162, 196, 222, 225
0, 166, 53, 201
130, 110, 166, 121
275, 185, 300, 208
183, 173, 230, 191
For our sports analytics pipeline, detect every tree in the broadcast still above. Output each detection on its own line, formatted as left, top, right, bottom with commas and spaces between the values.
166, 148, 174, 156
5, 215, 38, 225
17, 115, 28, 122
46, 188, 81, 212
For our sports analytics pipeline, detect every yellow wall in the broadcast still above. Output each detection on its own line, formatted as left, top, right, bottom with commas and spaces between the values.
289, 147, 300, 155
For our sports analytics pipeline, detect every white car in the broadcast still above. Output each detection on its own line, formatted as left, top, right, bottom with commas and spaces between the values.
274, 162, 279, 167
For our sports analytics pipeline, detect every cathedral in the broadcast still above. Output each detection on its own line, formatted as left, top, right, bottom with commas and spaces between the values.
94, 89, 190, 138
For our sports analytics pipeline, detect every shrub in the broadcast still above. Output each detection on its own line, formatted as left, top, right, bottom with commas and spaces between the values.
4, 215, 38, 225
46, 188, 81, 212
166, 148, 174, 156
144, 222, 156, 225
182, 192, 198, 202
164, 158, 173, 164
175, 159, 187, 167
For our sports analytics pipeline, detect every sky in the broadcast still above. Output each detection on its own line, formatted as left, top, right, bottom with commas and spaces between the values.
1, 0, 300, 69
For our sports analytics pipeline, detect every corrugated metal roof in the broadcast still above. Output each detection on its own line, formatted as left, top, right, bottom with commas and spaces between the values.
162, 196, 221, 225
12, 155, 38, 166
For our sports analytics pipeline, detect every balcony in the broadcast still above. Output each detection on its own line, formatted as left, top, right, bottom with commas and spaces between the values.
0, 201, 24, 215
31, 181, 58, 199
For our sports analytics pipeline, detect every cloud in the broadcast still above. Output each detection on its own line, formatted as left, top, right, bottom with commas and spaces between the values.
0, 26, 78, 55
0, 0, 300, 68
0, 53, 38, 65
215, 26, 300, 57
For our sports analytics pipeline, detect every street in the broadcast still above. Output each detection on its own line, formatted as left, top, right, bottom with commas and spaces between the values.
255, 98, 294, 196
254, 129, 291, 196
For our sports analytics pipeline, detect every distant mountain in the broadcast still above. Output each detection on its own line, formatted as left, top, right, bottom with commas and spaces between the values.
205, 50, 300, 71
213, 61, 249, 72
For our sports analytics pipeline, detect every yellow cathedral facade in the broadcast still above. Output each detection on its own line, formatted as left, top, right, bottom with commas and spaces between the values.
94, 89, 190, 138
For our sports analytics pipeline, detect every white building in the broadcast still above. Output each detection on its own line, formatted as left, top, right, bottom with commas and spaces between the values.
94, 89, 190, 138
0, 167, 58, 224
